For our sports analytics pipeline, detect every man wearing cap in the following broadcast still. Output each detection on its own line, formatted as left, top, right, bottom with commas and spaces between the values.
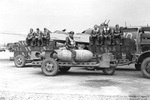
65, 31, 77, 65
35, 28, 43, 46
43, 28, 47, 46
113, 24, 122, 45
26, 28, 34, 46
89, 25, 99, 56
43, 28, 51, 46
102, 24, 112, 45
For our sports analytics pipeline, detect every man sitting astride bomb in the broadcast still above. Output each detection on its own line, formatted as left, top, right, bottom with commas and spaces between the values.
102, 24, 112, 45
26, 28, 34, 46
65, 31, 77, 65
35, 28, 43, 46
113, 24, 122, 45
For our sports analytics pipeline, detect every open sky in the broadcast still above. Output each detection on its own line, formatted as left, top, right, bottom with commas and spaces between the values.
0, 0, 150, 34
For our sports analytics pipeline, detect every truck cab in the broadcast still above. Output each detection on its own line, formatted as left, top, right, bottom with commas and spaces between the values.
133, 27, 150, 78
117, 27, 150, 78
88, 26, 150, 78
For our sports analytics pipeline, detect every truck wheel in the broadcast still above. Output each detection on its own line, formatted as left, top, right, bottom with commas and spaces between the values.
135, 64, 141, 71
102, 66, 115, 75
41, 58, 58, 76
59, 67, 71, 72
141, 57, 150, 78
14, 55, 25, 68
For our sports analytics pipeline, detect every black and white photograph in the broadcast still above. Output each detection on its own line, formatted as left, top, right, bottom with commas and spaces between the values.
0, 0, 150, 100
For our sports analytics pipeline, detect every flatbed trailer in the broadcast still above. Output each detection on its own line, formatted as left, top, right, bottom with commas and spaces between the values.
13, 40, 117, 76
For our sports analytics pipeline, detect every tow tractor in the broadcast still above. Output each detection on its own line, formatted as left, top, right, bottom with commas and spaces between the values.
116, 27, 150, 78
87, 27, 150, 78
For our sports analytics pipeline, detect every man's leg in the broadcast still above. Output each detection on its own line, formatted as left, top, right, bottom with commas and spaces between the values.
99, 36, 103, 45
30, 38, 34, 46
89, 36, 94, 54
69, 49, 77, 65
46, 38, 50, 46
111, 35, 115, 45
108, 35, 112, 45
89, 36, 93, 45
33, 38, 36, 46
43, 38, 46, 46
114, 35, 120, 45
26, 38, 29, 46
41, 38, 44, 46
28, 39, 32, 46
103, 36, 106, 45
45, 38, 48, 46
34, 38, 37, 46
38, 38, 41, 46
119, 35, 123, 45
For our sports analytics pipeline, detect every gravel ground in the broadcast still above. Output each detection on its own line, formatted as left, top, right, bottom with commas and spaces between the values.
0, 52, 150, 100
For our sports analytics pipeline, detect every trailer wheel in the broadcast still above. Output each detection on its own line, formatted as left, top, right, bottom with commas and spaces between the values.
135, 64, 141, 71
141, 57, 150, 78
41, 58, 58, 76
59, 67, 71, 72
14, 55, 25, 68
102, 66, 115, 75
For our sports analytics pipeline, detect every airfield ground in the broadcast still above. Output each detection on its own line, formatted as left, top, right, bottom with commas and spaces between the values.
0, 51, 150, 100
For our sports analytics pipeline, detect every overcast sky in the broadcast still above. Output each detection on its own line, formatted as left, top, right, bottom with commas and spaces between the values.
0, 0, 150, 33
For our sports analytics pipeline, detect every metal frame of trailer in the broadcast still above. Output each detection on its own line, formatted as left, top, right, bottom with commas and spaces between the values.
13, 40, 117, 76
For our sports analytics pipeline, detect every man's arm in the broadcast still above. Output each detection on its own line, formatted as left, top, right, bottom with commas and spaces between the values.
47, 31, 50, 38
91, 30, 97, 37
40, 31, 44, 37
27, 33, 32, 39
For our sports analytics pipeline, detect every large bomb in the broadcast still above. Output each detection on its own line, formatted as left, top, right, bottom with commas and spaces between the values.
57, 50, 93, 62
35, 50, 93, 62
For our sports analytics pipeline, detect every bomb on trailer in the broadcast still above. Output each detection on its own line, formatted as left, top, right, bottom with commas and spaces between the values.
33, 45, 117, 76
13, 39, 117, 76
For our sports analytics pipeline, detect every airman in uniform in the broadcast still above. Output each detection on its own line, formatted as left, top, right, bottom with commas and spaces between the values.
43, 28, 50, 46
26, 28, 34, 46
102, 24, 112, 45
65, 31, 77, 65
35, 28, 43, 46
113, 24, 123, 45
89, 25, 98, 56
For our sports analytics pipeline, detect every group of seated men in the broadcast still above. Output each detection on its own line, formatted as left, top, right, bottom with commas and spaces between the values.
26, 28, 51, 46
89, 24, 123, 46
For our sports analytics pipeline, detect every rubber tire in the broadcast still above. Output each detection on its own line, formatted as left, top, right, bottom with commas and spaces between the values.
59, 67, 71, 72
41, 58, 58, 76
14, 55, 25, 68
141, 57, 150, 78
135, 64, 141, 71
102, 66, 115, 75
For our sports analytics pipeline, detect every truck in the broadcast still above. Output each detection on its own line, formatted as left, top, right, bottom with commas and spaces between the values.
115, 26, 150, 78
88, 26, 150, 78
13, 27, 150, 78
